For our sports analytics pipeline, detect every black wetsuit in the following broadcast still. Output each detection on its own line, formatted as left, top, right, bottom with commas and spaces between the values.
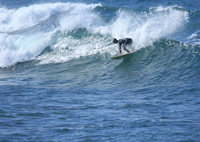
118, 38, 132, 54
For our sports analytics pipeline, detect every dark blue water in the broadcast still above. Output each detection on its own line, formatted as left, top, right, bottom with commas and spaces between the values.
0, 0, 200, 141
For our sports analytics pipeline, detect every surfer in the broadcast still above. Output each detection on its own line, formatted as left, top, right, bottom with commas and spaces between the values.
113, 38, 132, 55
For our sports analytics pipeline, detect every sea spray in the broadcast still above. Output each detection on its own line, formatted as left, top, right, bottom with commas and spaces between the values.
103, 6, 189, 51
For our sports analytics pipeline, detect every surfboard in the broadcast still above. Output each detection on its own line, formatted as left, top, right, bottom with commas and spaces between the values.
110, 53, 133, 60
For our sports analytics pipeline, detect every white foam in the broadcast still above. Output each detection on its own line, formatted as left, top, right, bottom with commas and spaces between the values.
0, 2, 102, 33
187, 30, 200, 45
0, 2, 102, 67
36, 34, 113, 65
0, 33, 51, 67
59, 3, 102, 32
96, 6, 189, 51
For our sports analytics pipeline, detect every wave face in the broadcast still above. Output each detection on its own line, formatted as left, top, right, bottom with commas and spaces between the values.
1, 1, 200, 142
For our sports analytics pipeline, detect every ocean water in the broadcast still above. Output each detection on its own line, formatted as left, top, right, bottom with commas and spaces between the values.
0, 0, 200, 141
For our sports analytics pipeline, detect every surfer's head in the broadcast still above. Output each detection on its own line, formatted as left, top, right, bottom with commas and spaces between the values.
113, 38, 118, 44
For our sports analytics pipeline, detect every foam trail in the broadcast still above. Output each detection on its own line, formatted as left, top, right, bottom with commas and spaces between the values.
36, 34, 112, 65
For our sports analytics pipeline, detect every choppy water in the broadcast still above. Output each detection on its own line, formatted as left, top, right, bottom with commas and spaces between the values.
0, 0, 200, 141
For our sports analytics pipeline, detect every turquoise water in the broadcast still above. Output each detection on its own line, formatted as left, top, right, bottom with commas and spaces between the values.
0, 0, 200, 141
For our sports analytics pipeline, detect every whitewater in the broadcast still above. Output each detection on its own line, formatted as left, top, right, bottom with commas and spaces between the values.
0, 0, 200, 141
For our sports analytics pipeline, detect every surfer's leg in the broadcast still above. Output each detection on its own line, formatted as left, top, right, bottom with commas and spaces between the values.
124, 46, 130, 53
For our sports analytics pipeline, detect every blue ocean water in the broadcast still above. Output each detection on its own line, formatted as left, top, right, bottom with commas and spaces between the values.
0, 0, 200, 141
